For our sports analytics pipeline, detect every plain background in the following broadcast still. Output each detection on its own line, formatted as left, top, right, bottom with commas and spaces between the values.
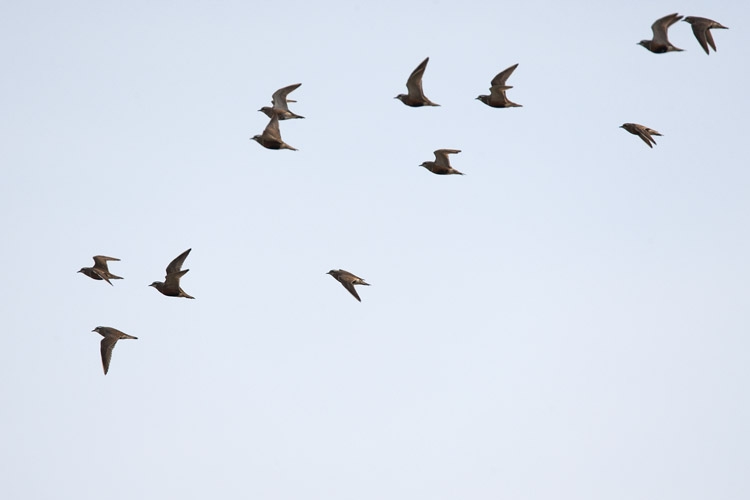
1, 1, 748, 499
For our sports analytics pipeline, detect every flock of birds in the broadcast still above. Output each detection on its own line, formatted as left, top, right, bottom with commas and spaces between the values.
78, 12, 729, 375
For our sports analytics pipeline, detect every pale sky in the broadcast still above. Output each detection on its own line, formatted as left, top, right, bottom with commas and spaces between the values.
1, 1, 749, 499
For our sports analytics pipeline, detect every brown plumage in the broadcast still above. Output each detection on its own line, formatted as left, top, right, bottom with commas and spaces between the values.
77, 255, 123, 286
638, 13, 684, 53
259, 83, 305, 120
683, 16, 728, 55
476, 63, 522, 108
149, 248, 195, 299
420, 149, 464, 175
620, 123, 663, 148
251, 114, 298, 151
327, 269, 370, 302
395, 57, 440, 107
92, 326, 138, 375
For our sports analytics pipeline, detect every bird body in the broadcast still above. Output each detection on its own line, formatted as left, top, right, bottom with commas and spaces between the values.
78, 255, 123, 286
639, 13, 684, 53
259, 83, 305, 120
149, 248, 195, 299
252, 114, 298, 150
92, 326, 137, 375
420, 149, 464, 175
683, 16, 728, 54
395, 57, 440, 107
620, 123, 662, 148
327, 269, 370, 302
476, 63, 522, 108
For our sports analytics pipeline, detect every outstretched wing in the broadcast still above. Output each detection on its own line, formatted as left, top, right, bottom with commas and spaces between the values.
434, 149, 461, 168
100, 337, 118, 375
271, 83, 301, 111
166, 248, 192, 275
406, 57, 429, 100
490, 63, 519, 87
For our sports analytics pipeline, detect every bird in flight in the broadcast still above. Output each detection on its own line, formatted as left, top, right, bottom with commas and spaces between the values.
251, 114, 298, 151
420, 149, 465, 175
78, 255, 123, 286
476, 63, 522, 108
92, 326, 138, 375
149, 248, 195, 299
683, 16, 729, 55
395, 57, 440, 107
259, 83, 305, 120
638, 13, 684, 53
620, 123, 663, 148
327, 269, 370, 302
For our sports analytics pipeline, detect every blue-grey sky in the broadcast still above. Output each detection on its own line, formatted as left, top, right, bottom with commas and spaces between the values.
1, 1, 749, 499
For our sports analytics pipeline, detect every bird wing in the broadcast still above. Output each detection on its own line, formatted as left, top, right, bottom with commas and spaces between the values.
406, 57, 429, 99
166, 248, 191, 275
262, 114, 283, 142
704, 26, 717, 52
490, 63, 519, 87
488, 86, 512, 104
271, 83, 301, 111
100, 336, 118, 375
434, 149, 461, 168
652, 13, 681, 45
688, 22, 710, 54
633, 126, 655, 148
341, 280, 362, 302
164, 269, 189, 290
92, 255, 118, 271
91, 268, 114, 286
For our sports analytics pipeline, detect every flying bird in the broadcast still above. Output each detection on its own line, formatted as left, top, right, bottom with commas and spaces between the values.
251, 114, 298, 151
476, 63, 522, 108
327, 269, 370, 302
638, 13, 684, 53
92, 326, 138, 375
395, 57, 440, 107
259, 83, 305, 120
620, 123, 663, 148
77, 255, 123, 286
149, 248, 195, 299
420, 149, 464, 175
683, 16, 729, 55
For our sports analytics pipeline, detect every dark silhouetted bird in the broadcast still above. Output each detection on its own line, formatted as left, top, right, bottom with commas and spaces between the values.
395, 57, 440, 107
620, 123, 663, 148
149, 248, 195, 299
327, 269, 370, 302
638, 13, 684, 53
420, 149, 464, 175
251, 114, 298, 151
259, 83, 305, 120
92, 326, 138, 375
683, 16, 728, 55
78, 255, 123, 286
476, 64, 522, 108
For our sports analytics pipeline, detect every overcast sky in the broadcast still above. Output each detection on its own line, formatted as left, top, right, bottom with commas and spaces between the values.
1, 1, 749, 499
